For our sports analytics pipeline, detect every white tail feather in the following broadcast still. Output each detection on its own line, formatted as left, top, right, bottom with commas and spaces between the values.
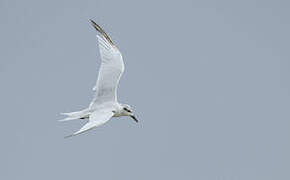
59, 108, 90, 122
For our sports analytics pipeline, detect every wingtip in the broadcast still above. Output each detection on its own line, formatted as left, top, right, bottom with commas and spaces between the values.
64, 134, 74, 139
88, 19, 115, 46
89, 19, 97, 27
89, 19, 99, 31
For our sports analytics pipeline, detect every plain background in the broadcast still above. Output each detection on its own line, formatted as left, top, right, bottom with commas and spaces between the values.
0, 0, 290, 179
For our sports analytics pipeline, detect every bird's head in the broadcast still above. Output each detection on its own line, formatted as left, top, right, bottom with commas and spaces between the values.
121, 104, 138, 123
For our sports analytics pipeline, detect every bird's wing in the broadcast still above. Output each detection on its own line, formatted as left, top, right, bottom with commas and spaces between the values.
65, 108, 114, 138
89, 20, 124, 107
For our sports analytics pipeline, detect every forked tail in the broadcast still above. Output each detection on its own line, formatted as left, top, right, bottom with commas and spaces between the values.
59, 108, 90, 122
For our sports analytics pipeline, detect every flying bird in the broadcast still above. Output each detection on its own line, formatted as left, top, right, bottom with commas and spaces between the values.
60, 20, 138, 137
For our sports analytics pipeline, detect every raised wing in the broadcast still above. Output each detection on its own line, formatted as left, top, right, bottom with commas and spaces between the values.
65, 109, 114, 138
90, 20, 124, 107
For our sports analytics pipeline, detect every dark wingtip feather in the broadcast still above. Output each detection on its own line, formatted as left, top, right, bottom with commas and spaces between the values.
89, 19, 97, 27
89, 19, 114, 46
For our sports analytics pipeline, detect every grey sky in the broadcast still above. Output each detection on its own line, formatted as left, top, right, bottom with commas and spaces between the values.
0, 0, 290, 179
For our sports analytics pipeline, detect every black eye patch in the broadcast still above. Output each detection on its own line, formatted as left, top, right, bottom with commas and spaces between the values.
123, 107, 132, 113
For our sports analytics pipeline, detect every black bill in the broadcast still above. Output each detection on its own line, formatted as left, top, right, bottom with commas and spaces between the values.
130, 115, 138, 123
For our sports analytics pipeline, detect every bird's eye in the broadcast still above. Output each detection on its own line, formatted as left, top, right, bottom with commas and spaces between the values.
123, 107, 132, 113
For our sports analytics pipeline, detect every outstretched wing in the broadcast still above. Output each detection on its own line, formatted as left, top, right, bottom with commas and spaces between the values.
90, 20, 124, 107
65, 109, 114, 138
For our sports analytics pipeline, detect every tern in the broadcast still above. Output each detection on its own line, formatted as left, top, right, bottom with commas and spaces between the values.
60, 20, 138, 137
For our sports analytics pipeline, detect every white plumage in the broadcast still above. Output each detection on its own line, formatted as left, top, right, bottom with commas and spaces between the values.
90, 35, 124, 106
60, 20, 138, 137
